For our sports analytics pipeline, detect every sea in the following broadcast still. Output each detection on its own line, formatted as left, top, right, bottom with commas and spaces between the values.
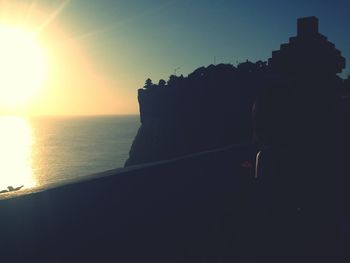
0, 115, 139, 192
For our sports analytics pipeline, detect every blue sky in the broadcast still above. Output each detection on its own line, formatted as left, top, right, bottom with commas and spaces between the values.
30, 0, 350, 113
59, 0, 349, 78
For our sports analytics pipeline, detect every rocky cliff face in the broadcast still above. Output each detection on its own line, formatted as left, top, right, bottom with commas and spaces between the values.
125, 63, 349, 167
125, 62, 269, 166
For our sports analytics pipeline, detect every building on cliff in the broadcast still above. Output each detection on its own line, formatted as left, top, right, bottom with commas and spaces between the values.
268, 16, 345, 78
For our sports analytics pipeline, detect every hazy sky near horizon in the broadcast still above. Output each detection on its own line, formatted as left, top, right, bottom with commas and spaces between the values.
1, 0, 349, 115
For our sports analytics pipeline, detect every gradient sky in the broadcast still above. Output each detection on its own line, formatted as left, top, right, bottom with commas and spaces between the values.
2, 0, 350, 115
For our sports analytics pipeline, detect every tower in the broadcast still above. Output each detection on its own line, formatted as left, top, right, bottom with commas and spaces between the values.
268, 16, 345, 77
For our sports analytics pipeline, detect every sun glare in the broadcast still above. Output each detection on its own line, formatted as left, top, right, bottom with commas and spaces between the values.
0, 25, 47, 108
0, 116, 36, 190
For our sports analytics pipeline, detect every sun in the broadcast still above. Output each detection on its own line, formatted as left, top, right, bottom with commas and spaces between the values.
0, 25, 47, 108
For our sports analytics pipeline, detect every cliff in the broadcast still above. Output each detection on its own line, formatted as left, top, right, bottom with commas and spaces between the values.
125, 16, 347, 167
125, 62, 268, 166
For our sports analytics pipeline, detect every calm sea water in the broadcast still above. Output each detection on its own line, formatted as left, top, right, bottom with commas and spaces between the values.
0, 115, 139, 191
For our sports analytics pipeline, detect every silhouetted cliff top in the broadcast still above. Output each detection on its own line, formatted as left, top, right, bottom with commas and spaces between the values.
142, 61, 269, 92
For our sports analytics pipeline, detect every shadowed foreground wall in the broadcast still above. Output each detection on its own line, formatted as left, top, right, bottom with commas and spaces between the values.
1, 144, 349, 262
0, 145, 257, 262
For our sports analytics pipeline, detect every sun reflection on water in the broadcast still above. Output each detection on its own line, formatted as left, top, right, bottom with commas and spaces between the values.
0, 116, 36, 191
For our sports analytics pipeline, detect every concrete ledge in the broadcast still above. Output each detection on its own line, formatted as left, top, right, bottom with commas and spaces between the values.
0, 144, 256, 262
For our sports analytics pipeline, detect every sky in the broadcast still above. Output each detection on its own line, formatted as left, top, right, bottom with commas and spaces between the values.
0, 0, 349, 115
